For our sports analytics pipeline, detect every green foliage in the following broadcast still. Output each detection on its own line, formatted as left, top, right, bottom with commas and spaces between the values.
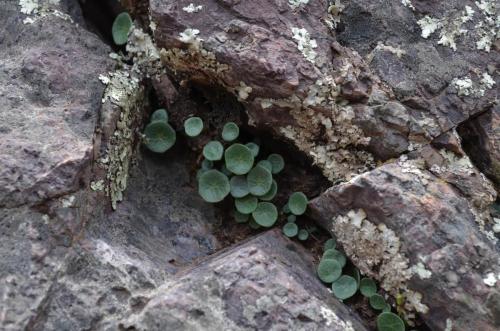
112, 12, 133, 45
201, 159, 213, 170
235, 195, 258, 214
257, 160, 273, 172
331, 275, 358, 300
282, 222, 298, 237
360, 278, 377, 297
259, 180, 277, 201
376, 312, 405, 331
151, 109, 168, 122
144, 121, 176, 153
184, 117, 203, 137
224, 143, 254, 175
370, 294, 387, 310
222, 122, 239, 141
288, 192, 308, 215
324, 238, 336, 250
198, 170, 230, 203
247, 165, 272, 196
317, 259, 342, 283
298, 229, 309, 241
323, 249, 346, 268
267, 153, 284, 174
282, 203, 291, 214
234, 210, 249, 223
203, 141, 224, 161
230, 175, 249, 198
343, 264, 360, 288
245, 142, 260, 157
287, 215, 296, 223
252, 202, 278, 227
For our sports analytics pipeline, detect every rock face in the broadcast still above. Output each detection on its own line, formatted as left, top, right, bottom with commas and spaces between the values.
309, 161, 500, 331
123, 229, 368, 331
150, 0, 498, 182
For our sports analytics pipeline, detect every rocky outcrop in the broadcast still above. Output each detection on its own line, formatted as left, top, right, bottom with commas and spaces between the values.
123, 229, 368, 331
309, 160, 500, 330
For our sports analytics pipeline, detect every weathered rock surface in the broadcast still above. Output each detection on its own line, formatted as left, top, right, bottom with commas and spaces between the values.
310, 161, 500, 331
150, 0, 498, 182
459, 105, 500, 193
123, 229, 368, 331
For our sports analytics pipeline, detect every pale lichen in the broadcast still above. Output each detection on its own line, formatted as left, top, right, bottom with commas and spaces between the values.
182, 3, 203, 13
401, 0, 415, 11
291, 27, 318, 64
330, 208, 429, 315
483, 272, 498, 286
288, 0, 309, 9
450, 72, 496, 97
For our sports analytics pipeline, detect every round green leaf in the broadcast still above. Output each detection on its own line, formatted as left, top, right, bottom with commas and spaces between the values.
249, 218, 261, 229
230, 175, 249, 198
370, 294, 386, 310
298, 229, 309, 241
246, 165, 272, 196
234, 210, 249, 223
144, 121, 176, 153
184, 117, 203, 137
324, 238, 337, 250
332, 275, 358, 300
259, 180, 277, 201
235, 195, 258, 214
282, 203, 291, 214
288, 192, 308, 215
383, 304, 392, 313
343, 264, 360, 288
360, 278, 377, 297
112, 12, 133, 45
245, 142, 260, 157
257, 160, 273, 172
222, 122, 239, 141
323, 249, 346, 268
203, 141, 224, 161
267, 153, 284, 174
252, 202, 278, 227
201, 159, 213, 170
224, 143, 254, 175
283, 222, 298, 237
151, 109, 168, 122
317, 259, 342, 283
287, 215, 296, 223
198, 170, 230, 203
376, 312, 405, 331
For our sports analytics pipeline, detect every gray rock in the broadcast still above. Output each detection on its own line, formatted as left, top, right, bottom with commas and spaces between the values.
123, 229, 369, 331
310, 161, 500, 331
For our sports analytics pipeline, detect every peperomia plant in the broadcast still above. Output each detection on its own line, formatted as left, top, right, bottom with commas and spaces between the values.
112, 12, 133, 45
316, 236, 406, 331
144, 109, 176, 153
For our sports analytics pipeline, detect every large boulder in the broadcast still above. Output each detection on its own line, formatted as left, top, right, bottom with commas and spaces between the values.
310, 160, 500, 330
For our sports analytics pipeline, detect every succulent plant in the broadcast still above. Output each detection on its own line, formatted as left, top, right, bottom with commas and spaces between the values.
376, 312, 405, 331
256, 160, 273, 172
288, 191, 308, 215
235, 195, 258, 214
317, 258, 342, 283
331, 275, 358, 300
282, 222, 298, 237
224, 143, 254, 175
112, 12, 133, 45
144, 121, 176, 153
245, 142, 260, 157
151, 108, 168, 122
247, 165, 272, 196
222, 122, 239, 142
323, 249, 346, 268
370, 294, 387, 310
324, 238, 336, 250
252, 202, 278, 227
287, 215, 296, 223
259, 180, 277, 201
198, 169, 230, 203
229, 175, 249, 198
184, 117, 203, 137
298, 229, 309, 241
360, 278, 377, 297
267, 153, 284, 174
203, 141, 224, 161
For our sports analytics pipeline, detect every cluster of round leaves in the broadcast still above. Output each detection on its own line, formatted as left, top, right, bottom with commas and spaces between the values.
196, 122, 285, 228
112, 12, 133, 45
317, 238, 406, 331
144, 109, 176, 153
281, 192, 310, 241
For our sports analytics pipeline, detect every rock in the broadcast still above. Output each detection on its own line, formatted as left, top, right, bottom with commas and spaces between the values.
149, 0, 498, 183
309, 161, 500, 331
0, 0, 113, 208
123, 229, 369, 331
458, 105, 500, 193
